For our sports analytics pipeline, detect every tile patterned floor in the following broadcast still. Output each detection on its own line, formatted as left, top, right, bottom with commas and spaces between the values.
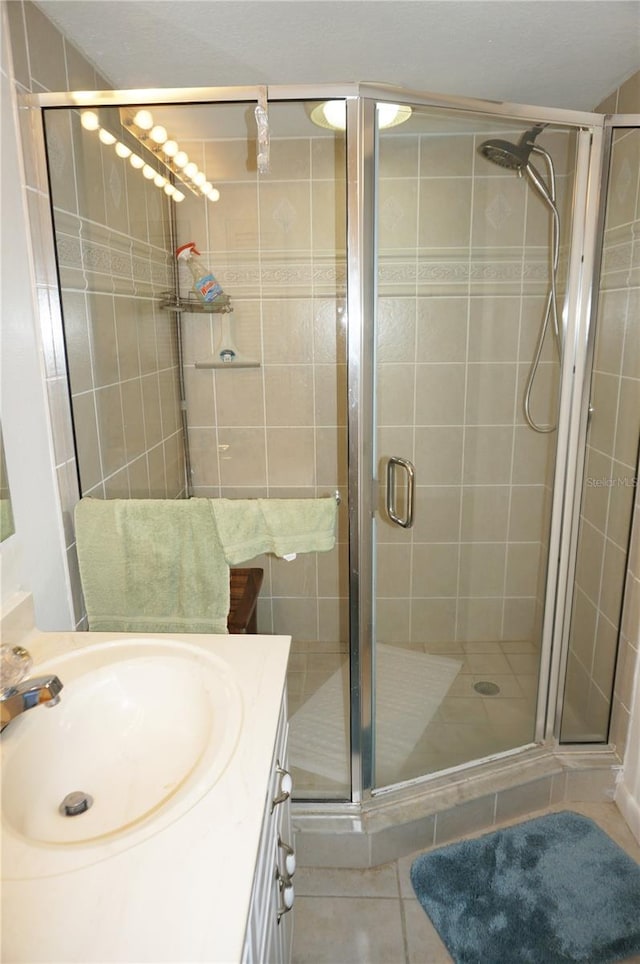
291, 802, 640, 964
288, 639, 541, 797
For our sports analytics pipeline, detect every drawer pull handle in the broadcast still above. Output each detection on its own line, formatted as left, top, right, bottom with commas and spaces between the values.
271, 765, 293, 811
278, 835, 296, 878
276, 869, 295, 922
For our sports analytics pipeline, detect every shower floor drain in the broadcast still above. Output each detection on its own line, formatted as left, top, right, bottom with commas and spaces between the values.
474, 680, 501, 696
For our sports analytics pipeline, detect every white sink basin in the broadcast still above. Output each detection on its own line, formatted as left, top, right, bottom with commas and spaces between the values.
1, 638, 243, 878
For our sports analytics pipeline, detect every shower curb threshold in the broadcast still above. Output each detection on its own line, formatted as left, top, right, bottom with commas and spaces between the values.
292, 743, 622, 867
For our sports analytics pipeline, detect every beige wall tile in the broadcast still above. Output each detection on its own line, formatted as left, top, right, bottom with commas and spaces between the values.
459, 543, 507, 596
415, 427, 463, 483
419, 177, 472, 249
377, 297, 417, 362
511, 426, 554, 484
71, 392, 102, 491
606, 130, 640, 233
468, 296, 520, 362
416, 297, 468, 362
411, 544, 459, 597
617, 70, 640, 112
214, 368, 265, 426
463, 426, 513, 484
312, 178, 346, 254
262, 298, 314, 364
379, 134, 419, 177
420, 133, 474, 177
95, 383, 126, 478
615, 376, 640, 467
600, 539, 627, 624
502, 597, 537, 641
23, 0, 67, 90
415, 364, 466, 425
311, 135, 346, 180
410, 598, 456, 643
505, 542, 541, 597
456, 597, 503, 641
461, 486, 510, 542
259, 181, 311, 253
471, 176, 526, 247
466, 363, 517, 424
509, 485, 547, 542
379, 178, 419, 252
265, 365, 314, 426
412, 486, 462, 543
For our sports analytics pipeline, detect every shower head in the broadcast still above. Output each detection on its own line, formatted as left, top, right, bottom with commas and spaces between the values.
478, 125, 545, 172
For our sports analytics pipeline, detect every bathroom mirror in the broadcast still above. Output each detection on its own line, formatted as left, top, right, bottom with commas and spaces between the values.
0, 425, 15, 542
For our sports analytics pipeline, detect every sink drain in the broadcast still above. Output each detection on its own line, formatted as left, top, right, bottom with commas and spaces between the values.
59, 791, 93, 816
474, 680, 501, 696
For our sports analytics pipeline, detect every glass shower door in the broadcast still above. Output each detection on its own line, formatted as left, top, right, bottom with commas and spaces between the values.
372, 104, 576, 788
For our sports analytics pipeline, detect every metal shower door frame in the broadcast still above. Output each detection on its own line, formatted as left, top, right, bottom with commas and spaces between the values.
344, 86, 607, 804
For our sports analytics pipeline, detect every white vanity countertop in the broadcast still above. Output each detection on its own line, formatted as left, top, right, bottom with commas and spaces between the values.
1, 629, 291, 964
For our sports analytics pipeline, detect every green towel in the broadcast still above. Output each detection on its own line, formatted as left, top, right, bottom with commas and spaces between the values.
75, 498, 230, 634
210, 497, 337, 565
75, 496, 337, 634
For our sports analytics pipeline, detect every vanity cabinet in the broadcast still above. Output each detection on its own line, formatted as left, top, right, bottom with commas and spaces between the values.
242, 691, 295, 964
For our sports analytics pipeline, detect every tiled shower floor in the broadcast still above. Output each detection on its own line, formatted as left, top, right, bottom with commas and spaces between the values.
288, 639, 540, 797
291, 802, 640, 964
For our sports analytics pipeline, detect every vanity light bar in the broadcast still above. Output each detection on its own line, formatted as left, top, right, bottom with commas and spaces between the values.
123, 108, 221, 202
80, 109, 186, 202
79, 109, 221, 204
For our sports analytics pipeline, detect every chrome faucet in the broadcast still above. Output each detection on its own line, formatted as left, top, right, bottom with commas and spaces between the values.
0, 645, 63, 733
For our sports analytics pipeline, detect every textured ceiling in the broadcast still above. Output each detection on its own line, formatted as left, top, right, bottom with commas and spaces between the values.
36, 0, 640, 112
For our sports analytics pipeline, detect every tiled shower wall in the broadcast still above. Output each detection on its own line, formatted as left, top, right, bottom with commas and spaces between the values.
564, 72, 640, 742
173, 121, 574, 646
175, 129, 349, 641
46, 113, 186, 504
375, 128, 574, 645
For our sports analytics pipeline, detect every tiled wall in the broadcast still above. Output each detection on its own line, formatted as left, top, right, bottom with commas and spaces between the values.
46, 108, 185, 503
563, 71, 640, 742
174, 123, 349, 641
375, 127, 574, 645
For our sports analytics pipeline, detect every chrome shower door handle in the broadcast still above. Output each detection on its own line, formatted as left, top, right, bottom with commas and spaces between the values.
386, 456, 415, 528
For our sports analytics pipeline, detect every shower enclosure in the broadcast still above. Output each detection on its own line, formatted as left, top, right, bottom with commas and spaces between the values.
37, 82, 630, 810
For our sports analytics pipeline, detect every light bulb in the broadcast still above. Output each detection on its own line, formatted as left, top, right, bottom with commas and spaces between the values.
129, 153, 144, 169
322, 101, 346, 130
193, 171, 206, 187
98, 128, 116, 145
202, 181, 213, 195
173, 191, 185, 202
377, 103, 412, 129
81, 111, 100, 131
150, 125, 168, 145
142, 164, 156, 180
162, 140, 179, 158
164, 183, 176, 196
133, 109, 154, 130
208, 188, 220, 202
184, 162, 198, 179
154, 173, 167, 188
173, 151, 189, 169
115, 141, 131, 158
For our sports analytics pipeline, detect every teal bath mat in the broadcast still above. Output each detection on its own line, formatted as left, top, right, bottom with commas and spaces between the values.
410, 810, 640, 964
